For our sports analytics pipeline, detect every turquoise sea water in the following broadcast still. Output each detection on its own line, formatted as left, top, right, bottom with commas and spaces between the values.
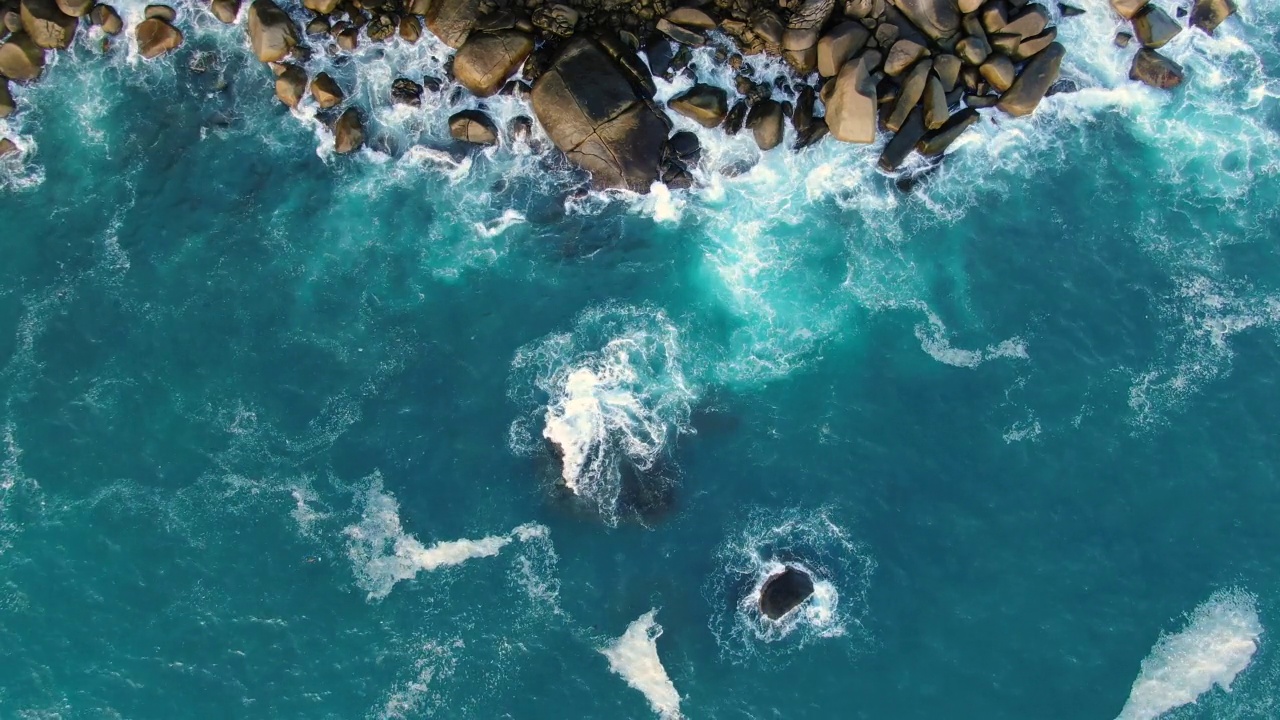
5, 0, 1280, 717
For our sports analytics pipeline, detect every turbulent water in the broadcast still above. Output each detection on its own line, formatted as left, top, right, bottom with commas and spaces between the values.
5, 0, 1280, 716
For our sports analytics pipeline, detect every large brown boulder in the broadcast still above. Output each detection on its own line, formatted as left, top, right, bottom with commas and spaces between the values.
530, 36, 669, 192
1132, 4, 1180, 48
20, 0, 76, 49
302, 0, 338, 14
996, 41, 1064, 116
310, 71, 343, 108
210, 0, 239, 23
1130, 48, 1183, 88
746, 99, 784, 151
783, 0, 835, 52
668, 83, 727, 128
89, 4, 122, 34
0, 138, 18, 157
274, 62, 305, 107
247, 0, 298, 63
448, 109, 498, 145
817, 21, 870, 77
1110, 0, 1147, 18
825, 51, 878, 143
426, 0, 483, 48
0, 32, 44, 80
1191, 0, 1235, 33
55, 0, 90, 17
890, 0, 960, 41
453, 30, 533, 97
136, 18, 183, 59
334, 107, 363, 154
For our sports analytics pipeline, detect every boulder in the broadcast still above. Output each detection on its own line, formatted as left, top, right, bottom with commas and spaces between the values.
0, 80, 12, 117
274, 62, 305, 107
210, 0, 239, 23
1012, 27, 1056, 59
311, 71, 343, 108
136, 18, 182, 58
879, 107, 926, 170
746, 98, 784, 150
333, 107, 363, 154
884, 37, 926, 76
996, 40, 1064, 116
886, 59, 929, 132
1058, 3, 1085, 15
453, 30, 533, 98
759, 566, 815, 620
20, 0, 76, 49
400, 15, 421, 42
956, 35, 990, 65
826, 51, 879, 143
1110, 0, 1146, 19
1001, 3, 1048, 39
783, 0, 835, 52
56, 0, 90, 17
247, 0, 297, 62
1130, 47, 1183, 88
303, 0, 337, 13
426, 0, 483, 48
391, 77, 423, 105
530, 36, 669, 191
144, 3, 175, 21
917, 106, 978, 156
890, 0, 960, 41
980, 1, 1007, 33
509, 114, 533, 142
665, 6, 715, 29
990, 30, 1021, 54
792, 84, 816, 135
958, 0, 982, 12
366, 14, 396, 42
669, 83, 727, 127
817, 21, 870, 77
933, 53, 960, 91
750, 10, 784, 45
1132, 4, 1180, 48
305, 17, 328, 35
0, 138, 17, 157
979, 53, 1014, 91
666, 129, 700, 161
335, 26, 357, 51
656, 17, 704, 46
723, 99, 747, 135
1190, 0, 1235, 33
2, 10, 20, 32
532, 3, 577, 37
922, 73, 948, 129
0, 32, 43, 80
449, 109, 498, 145
1114, 31, 1132, 46
89, 4, 122, 34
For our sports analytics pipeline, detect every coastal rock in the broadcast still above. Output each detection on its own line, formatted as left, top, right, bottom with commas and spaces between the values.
144, 3, 175, 21
665, 6, 715, 29
1130, 47, 1183, 88
449, 108, 499, 145
956, 35, 990, 65
2, 10, 20, 32
1190, 0, 1235, 33
669, 83, 728, 128
884, 37, 926, 77
0, 138, 17, 157
817, 21, 870, 77
1131, 4, 1180, 48
979, 53, 1014, 91
89, 4, 123, 34
1110, 0, 1147, 19
530, 36, 669, 191
305, 16, 328, 35
750, 10, 784, 45
391, 77, 423, 105
20, 0, 77, 50
656, 18, 705, 46
310, 71, 343, 108
825, 51, 878, 143
917, 106, 978, 156
783, 0, 836, 52
792, 84, 816, 135
273, 62, 305, 107
509, 114, 533, 142
210, 0, 239, 23
933, 53, 960, 91
336, 26, 357, 51
366, 14, 396, 42
0, 80, 12, 117
996, 40, 1063, 116
759, 566, 815, 620
56, 0, 90, 17
746, 98, 784, 150
886, 59, 929, 132
890, 0, 960, 40
922, 73, 947, 129
453, 30, 534, 98
136, 18, 183, 59
1012, 27, 1056, 60
532, 4, 578, 37
427, 0, 484, 48
247, 0, 298, 63
333, 107, 364, 154
879, 106, 926, 170
399, 15, 422, 42
723, 99, 747, 135
1001, 3, 1048, 40
303, 0, 338, 14
1114, 31, 1132, 47
0, 32, 43, 80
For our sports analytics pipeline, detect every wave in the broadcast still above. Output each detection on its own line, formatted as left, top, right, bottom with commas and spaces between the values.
915, 307, 1030, 368
1117, 588, 1263, 720
705, 507, 874, 661
599, 609, 682, 719
508, 304, 697, 524
343, 475, 549, 600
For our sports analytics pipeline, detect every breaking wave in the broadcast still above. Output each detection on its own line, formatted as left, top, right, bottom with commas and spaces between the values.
600, 609, 682, 719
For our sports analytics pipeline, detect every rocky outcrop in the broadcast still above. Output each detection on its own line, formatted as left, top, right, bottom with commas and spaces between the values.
759, 566, 815, 620
333, 107, 363, 154
453, 30, 534, 97
273, 62, 305, 107
20, 0, 77, 50
1130, 47, 1183, 88
247, 0, 298, 63
136, 18, 184, 59
89, 4, 123, 34
449, 108, 499, 145
0, 32, 44, 81
668, 84, 727, 128
310, 72, 343, 108
530, 36, 669, 191
1191, 0, 1235, 33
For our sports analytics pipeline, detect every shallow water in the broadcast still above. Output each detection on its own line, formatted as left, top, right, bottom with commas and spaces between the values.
4, 0, 1280, 717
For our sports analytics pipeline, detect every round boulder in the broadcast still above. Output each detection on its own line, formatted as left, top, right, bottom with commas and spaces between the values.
0, 32, 44, 80
89, 4, 123, 34
246, 0, 298, 63
310, 71, 343, 108
399, 14, 421, 43
136, 18, 183, 59
210, 0, 239, 23
746, 99, 784, 151
448, 108, 498, 145
333, 107, 364, 154
20, 0, 77, 50
759, 565, 815, 620
453, 29, 533, 98
144, 3, 175, 21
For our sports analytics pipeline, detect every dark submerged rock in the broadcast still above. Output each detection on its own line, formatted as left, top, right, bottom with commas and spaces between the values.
391, 77, 424, 105
759, 565, 815, 620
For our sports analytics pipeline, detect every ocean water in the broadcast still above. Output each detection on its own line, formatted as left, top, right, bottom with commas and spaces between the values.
4, 0, 1280, 717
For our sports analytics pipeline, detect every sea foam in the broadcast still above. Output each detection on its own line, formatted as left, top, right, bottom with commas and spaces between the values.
1117, 588, 1263, 720
600, 609, 682, 719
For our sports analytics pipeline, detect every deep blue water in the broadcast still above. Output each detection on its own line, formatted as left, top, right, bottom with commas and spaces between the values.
4, 0, 1280, 718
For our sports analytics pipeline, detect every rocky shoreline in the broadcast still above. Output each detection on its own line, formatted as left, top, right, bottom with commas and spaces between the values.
0, 0, 1239, 188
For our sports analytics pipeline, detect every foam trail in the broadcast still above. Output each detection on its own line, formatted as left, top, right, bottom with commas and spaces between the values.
915, 308, 1029, 368
1116, 588, 1263, 720
344, 477, 547, 600
600, 609, 682, 719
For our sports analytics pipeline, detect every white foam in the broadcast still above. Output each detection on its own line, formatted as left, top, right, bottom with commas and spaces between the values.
915, 307, 1029, 368
377, 638, 459, 720
344, 476, 548, 600
1117, 589, 1263, 720
600, 609, 682, 719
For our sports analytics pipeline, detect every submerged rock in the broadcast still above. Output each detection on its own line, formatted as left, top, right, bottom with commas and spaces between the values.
449, 109, 499, 145
333, 107, 364, 154
531, 36, 669, 192
391, 77, 423, 105
759, 565, 815, 620
0, 32, 44, 81
136, 18, 183, 59
247, 0, 298, 63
